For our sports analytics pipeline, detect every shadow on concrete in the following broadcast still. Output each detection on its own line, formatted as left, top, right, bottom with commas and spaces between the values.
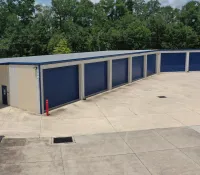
0, 104, 9, 110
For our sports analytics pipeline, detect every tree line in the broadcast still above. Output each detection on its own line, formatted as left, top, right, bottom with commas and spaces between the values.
0, 0, 200, 58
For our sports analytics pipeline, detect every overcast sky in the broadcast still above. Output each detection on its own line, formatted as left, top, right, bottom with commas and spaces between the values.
158, 0, 193, 8
36, 0, 193, 8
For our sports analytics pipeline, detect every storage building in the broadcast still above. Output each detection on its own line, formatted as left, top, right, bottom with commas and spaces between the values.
0, 50, 199, 114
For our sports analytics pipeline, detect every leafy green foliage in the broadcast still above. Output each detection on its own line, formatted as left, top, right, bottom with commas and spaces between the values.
48, 33, 65, 54
162, 23, 199, 49
180, 1, 200, 34
53, 39, 71, 54
0, 0, 200, 58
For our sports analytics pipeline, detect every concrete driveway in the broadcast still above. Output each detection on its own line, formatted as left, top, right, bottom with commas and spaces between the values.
1, 126, 200, 174
2, 72, 200, 174
1, 72, 200, 137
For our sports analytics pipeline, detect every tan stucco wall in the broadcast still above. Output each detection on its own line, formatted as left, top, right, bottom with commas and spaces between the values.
0, 65, 9, 104
9, 65, 40, 113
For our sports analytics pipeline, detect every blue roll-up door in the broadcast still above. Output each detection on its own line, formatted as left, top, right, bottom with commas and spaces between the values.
132, 56, 144, 81
147, 54, 156, 76
85, 61, 108, 97
189, 52, 200, 71
161, 53, 186, 72
112, 58, 128, 87
43, 65, 79, 110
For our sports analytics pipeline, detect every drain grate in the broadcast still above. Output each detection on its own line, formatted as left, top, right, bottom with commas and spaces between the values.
158, 96, 167, 98
53, 137, 73, 144
0, 136, 5, 143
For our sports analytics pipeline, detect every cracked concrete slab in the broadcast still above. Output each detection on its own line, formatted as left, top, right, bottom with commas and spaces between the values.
137, 149, 200, 175
1, 127, 200, 174
155, 127, 200, 148
1, 73, 200, 138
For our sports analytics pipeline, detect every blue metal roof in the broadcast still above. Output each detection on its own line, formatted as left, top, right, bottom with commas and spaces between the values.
0, 50, 154, 65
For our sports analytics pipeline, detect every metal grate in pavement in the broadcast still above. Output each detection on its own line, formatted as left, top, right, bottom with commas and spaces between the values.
53, 137, 73, 144
158, 96, 167, 98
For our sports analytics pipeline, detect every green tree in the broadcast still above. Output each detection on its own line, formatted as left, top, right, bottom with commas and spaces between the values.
48, 33, 64, 54
75, 0, 94, 27
99, 0, 115, 20
147, 14, 167, 49
145, 0, 161, 17
162, 23, 199, 49
53, 39, 71, 54
115, 0, 127, 19
160, 6, 180, 23
16, 0, 35, 25
1, 0, 200, 58
180, 1, 200, 34
52, 0, 78, 30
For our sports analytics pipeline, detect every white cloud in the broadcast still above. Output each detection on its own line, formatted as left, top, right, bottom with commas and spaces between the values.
158, 0, 194, 8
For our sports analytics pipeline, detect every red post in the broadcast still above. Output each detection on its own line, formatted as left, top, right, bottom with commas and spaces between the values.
46, 99, 49, 116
